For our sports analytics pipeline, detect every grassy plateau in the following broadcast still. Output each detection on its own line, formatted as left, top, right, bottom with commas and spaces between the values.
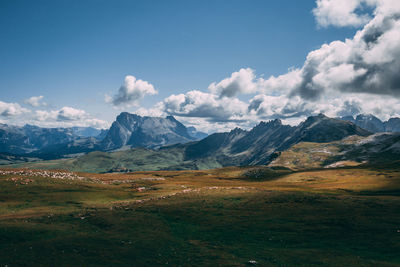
0, 165, 399, 266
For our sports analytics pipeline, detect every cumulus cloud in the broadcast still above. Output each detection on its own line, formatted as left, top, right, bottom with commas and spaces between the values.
24, 96, 47, 107
248, 95, 312, 119
160, 90, 248, 122
208, 68, 260, 98
106, 75, 158, 107
35, 107, 86, 122
262, 0, 400, 100
313, 0, 374, 28
0, 101, 29, 117
132, 0, 400, 132
258, 69, 302, 95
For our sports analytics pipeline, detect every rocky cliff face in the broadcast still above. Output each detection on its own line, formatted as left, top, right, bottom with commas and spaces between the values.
101, 112, 195, 150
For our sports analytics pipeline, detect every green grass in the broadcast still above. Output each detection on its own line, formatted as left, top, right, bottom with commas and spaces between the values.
7, 147, 224, 173
0, 167, 399, 266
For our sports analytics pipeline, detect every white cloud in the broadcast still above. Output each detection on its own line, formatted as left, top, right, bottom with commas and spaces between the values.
0, 102, 109, 129
106, 75, 158, 107
160, 90, 248, 121
0, 101, 29, 117
33, 107, 109, 129
208, 68, 260, 98
313, 0, 374, 28
255, 0, 400, 100
24, 95, 47, 107
258, 69, 302, 95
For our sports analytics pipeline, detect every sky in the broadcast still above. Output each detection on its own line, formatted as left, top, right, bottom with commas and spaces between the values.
1, 0, 400, 132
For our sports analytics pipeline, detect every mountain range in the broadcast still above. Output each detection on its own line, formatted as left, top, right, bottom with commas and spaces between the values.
5, 113, 385, 172
341, 114, 400, 133
1, 112, 400, 171
0, 113, 207, 158
180, 113, 370, 167
0, 124, 103, 155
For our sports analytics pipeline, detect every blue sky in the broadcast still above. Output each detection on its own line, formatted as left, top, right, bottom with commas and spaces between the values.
1, 0, 399, 132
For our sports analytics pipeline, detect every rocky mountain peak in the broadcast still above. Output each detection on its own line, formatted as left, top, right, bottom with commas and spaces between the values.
101, 112, 195, 150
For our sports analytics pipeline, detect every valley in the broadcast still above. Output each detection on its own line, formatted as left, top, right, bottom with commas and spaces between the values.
0, 165, 399, 266
1, 113, 400, 266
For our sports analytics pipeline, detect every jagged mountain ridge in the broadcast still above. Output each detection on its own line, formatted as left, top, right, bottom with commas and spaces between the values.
341, 114, 400, 133
182, 113, 371, 166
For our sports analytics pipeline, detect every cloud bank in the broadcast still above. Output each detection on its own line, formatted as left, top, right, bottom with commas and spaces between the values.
0, 101, 109, 129
134, 0, 400, 132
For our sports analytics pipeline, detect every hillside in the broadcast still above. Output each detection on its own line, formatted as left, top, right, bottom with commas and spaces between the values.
269, 132, 400, 170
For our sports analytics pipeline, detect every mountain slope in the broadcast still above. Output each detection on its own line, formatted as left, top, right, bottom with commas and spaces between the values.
286, 114, 370, 145
187, 126, 208, 140
184, 114, 370, 166
269, 132, 400, 170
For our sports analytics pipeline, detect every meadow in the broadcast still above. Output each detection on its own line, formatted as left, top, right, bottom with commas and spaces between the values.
0, 165, 399, 266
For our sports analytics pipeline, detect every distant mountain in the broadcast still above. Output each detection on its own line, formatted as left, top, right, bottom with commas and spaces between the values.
187, 126, 208, 140
100, 112, 196, 150
341, 114, 400, 133
0, 124, 104, 155
383, 118, 400, 132
70, 127, 102, 138
0, 124, 76, 154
